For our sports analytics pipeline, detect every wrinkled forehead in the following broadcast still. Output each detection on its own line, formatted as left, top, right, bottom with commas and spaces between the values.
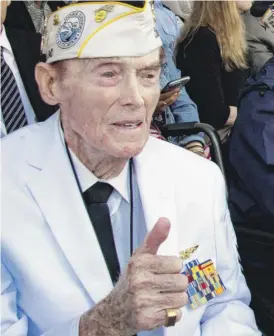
58, 48, 161, 73
92, 49, 161, 68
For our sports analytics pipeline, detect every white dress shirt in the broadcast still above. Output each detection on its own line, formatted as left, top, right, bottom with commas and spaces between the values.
58, 122, 147, 273
0, 26, 36, 138
58, 124, 162, 336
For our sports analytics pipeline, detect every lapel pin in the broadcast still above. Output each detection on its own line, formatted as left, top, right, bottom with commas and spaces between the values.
179, 245, 199, 261
53, 14, 61, 26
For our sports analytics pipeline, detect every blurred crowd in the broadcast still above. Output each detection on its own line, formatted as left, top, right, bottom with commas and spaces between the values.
1, 0, 274, 335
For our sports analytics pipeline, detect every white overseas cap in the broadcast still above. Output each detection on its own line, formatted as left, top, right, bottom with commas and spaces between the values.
42, 0, 162, 63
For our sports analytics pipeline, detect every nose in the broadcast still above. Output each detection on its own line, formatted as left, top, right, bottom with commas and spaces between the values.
119, 75, 144, 110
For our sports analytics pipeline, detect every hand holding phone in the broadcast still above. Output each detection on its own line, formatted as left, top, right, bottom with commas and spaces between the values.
155, 87, 180, 116
161, 76, 190, 93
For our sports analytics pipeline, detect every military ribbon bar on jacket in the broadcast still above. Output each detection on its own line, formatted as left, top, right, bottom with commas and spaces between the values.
182, 259, 226, 309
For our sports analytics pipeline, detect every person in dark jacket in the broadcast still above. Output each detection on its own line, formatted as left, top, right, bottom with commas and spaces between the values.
1, 1, 58, 137
229, 57, 274, 336
176, 0, 251, 138
4, 1, 64, 33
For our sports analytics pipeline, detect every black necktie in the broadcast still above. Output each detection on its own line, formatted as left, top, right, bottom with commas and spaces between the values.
83, 182, 121, 284
84, 182, 136, 336
1, 46, 28, 134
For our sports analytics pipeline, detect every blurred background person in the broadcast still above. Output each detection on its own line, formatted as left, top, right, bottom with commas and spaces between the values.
176, 1, 251, 146
4, 1, 61, 33
162, 0, 193, 22
152, 0, 206, 157
0, 1, 57, 137
22, 1, 51, 33
228, 56, 274, 336
243, 1, 274, 75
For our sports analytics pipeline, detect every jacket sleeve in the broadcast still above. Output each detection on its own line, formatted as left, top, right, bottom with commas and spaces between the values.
168, 64, 204, 145
229, 92, 274, 219
168, 18, 204, 146
200, 168, 261, 335
1, 262, 81, 336
247, 33, 273, 74
244, 14, 274, 74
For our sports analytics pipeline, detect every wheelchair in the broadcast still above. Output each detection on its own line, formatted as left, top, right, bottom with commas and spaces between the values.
161, 121, 227, 186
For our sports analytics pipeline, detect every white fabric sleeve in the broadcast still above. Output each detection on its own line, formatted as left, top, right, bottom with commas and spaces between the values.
200, 167, 262, 335
1, 262, 81, 336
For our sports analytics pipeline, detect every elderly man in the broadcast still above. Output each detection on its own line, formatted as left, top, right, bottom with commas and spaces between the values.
1, 1, 260, 335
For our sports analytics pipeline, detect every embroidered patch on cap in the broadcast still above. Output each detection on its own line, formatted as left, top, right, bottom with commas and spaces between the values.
56, 10, 86, 49
182, 259, 226, 309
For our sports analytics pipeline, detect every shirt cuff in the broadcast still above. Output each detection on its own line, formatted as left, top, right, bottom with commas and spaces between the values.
43, 315, 81, 336
179, 134, 205, 146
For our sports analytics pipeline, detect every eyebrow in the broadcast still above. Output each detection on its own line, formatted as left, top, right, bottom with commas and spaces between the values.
92, 58, 161, 71
91, 57, 122, 66
137, 63, 161, 71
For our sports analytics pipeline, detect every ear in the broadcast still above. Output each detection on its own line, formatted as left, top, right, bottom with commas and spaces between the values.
35, 62, 60, 106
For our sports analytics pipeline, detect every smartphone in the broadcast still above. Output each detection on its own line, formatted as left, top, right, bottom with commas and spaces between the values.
161, 76, 190, 93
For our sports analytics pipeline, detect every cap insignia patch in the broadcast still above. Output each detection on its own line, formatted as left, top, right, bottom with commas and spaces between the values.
56, 10, 86, 49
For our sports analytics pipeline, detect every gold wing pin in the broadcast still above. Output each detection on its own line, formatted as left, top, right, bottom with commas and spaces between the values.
95, 5, 114, 23
179, 245, 199, 260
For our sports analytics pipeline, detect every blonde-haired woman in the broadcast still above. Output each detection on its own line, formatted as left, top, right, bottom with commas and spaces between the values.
176, 1, 252, 142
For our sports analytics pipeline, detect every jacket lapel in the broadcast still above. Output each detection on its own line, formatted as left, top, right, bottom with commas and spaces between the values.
134, 138, 179, 257
27, 120, 181, 314
26, 116, 113, 303
135, 139, 201, 336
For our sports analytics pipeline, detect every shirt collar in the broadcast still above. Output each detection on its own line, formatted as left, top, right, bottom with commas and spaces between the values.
58, 117, 130, 203
0, 26, 13, 54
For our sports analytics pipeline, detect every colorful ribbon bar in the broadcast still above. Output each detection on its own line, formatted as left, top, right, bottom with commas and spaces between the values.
182, 259, 226, 309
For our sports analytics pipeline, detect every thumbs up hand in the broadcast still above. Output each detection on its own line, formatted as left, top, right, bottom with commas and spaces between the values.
100, 218, 189, 335
134, 216, 172, 255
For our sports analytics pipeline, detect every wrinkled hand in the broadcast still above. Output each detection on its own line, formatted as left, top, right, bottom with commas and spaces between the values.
155, 88, 180, 115
106, 218, 188, 335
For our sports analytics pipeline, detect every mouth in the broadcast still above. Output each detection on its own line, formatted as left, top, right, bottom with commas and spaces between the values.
112, 121, 143, 130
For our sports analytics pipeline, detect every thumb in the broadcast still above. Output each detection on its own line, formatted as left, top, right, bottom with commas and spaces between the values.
135, 217, 171, 255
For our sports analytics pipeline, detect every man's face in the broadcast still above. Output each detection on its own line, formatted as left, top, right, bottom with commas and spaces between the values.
55, 49, 161, 158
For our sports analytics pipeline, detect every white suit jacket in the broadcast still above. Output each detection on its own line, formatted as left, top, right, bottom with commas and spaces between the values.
1, 113, 260, 336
